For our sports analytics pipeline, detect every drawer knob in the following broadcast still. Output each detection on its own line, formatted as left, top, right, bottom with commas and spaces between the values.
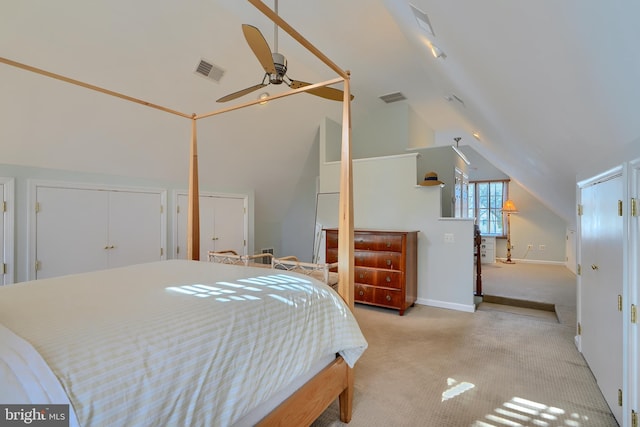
386, 295, 392, 301
386, 242, 391, 247
359, 290, 364, 296
386, 276, 391, 282
386, 259, 391, 266
359, 273, 364, 279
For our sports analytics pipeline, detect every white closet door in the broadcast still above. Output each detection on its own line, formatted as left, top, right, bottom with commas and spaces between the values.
176, 193, 246, 260
198, 195, 217, 262
580, 175, 623, 423
36, 187, 108, 279
0, 182, 4, 285
213, 196, 245, 255
107, 191, 162, 268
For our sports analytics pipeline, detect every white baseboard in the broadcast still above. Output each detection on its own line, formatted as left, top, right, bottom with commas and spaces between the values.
494, 257, 565, 266
416, 298, 476, 313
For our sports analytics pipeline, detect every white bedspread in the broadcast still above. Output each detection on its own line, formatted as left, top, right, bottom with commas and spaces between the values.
0, 260, 367, 427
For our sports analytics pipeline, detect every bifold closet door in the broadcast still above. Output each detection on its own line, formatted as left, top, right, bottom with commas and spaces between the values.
35, 187, 109, 279
580, 175, 624, 423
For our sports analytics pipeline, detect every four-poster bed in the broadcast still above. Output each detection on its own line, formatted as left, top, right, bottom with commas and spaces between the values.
0, 0, 359, 425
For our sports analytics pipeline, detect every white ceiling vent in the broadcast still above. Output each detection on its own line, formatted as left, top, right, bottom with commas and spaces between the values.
380, 92, 407, 103
445, 93, 465, 107
194, 59, 225, 83
409, 3, 435, 36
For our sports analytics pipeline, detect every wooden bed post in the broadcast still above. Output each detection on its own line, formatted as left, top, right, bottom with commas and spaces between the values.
187, 115, 200, 260
337, 72, 355, 423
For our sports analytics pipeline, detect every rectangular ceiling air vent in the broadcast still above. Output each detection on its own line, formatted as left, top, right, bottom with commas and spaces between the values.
445, 93, 466, 107
194, 59, 225, 83
379, 92, 407, 103
410, 3, 435, 36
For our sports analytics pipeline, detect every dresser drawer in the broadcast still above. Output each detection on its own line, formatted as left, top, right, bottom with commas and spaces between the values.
354, 233, 404, 252
355, 267, 403, 289
354, 283, 374, 303
373, 288, 403, 308
354, 251, 402, 270
325, 231, 339, 249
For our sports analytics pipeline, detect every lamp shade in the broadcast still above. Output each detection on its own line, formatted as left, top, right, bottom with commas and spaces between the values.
502, 199, 518, 213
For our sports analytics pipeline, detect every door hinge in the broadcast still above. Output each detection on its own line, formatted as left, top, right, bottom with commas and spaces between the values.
35, 260, 41, 271
632, 409, 637, 427
618, 200, 623, 216
177, 246, 180, 255
618, 389, 623, 407
632, 198, 638, 217
577, 204, 583, 216
2, 201, 6, 212
177, 205, 181, 214
35, 202, 40, 213
2, 263, 6, 274
160, 205, 164, 214
632, 304, 637, 324
577, 322, 582, 335
160, 247, 164, 257
618, 295, 623, 312
577, 264, 581, 275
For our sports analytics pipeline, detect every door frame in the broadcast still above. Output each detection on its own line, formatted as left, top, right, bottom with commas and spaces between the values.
172, 190, 250, 259
1, 177, 15, 285
576, 164, 629, 425
629, 158, 640, 422
27, 179, 167, 281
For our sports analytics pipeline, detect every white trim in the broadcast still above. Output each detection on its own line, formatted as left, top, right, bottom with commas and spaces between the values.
1, 178, 15, 285
494, 257, 566, 266
324, 152, 419, 166
416, 298, 476, 313
27, 179, 167, 281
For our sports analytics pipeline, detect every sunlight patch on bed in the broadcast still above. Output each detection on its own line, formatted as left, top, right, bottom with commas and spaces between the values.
166, 274, 320, 305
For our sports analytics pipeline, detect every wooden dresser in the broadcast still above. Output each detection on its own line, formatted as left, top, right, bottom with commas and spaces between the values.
324, 229, 418, 315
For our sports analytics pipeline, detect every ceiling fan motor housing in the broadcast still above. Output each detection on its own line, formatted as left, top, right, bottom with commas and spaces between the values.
270, 52, 287, 84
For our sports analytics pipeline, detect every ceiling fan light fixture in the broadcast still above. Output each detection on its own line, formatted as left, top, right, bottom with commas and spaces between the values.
258, 92, 270, 104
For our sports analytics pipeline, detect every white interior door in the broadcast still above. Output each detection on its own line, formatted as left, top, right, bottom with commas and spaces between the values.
35, 187, 108, 279
580, 175, 623, 423
198, 196, 217, 261
107, 191, 163, 268
0, 182, 4, 285
213, 196, 245, 255
176, 193, 246, 260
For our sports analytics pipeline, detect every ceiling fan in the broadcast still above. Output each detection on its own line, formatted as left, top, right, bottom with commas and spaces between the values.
216, 1, 353, 103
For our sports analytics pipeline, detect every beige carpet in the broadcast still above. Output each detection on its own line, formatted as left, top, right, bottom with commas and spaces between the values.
313, 263, 618, 427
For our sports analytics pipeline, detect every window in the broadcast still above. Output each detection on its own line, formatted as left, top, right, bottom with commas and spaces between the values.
468, 180, 509, 236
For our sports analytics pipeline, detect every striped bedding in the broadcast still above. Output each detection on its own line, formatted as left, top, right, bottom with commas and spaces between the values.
0, 260, 367, 426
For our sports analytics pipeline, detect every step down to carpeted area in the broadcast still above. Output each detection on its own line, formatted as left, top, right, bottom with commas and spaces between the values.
481, 294, 556, 312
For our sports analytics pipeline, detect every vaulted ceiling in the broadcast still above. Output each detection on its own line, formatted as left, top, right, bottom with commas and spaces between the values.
2, 0, 640, 226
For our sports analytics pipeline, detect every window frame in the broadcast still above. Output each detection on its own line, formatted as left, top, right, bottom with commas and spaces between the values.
468, 179, 510, 237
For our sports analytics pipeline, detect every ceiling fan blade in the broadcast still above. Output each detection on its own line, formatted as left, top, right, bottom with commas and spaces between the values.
289, 80, 354, 101
216, 83, 268, 103
242, 24, 276, 75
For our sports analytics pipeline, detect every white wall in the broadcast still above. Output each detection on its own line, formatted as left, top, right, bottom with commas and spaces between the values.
495, 180, 568, 264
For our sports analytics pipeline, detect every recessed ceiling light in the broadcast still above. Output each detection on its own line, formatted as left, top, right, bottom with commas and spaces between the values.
429, 43, 446, 59
258, 92, 269, 105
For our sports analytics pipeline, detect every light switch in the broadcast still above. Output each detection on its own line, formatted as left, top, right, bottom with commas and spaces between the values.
444, 233, 455, 243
